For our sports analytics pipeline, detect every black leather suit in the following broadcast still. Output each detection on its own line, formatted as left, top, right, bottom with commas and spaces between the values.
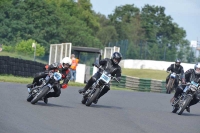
174, 69, 200, 107
84, 58, 121, 99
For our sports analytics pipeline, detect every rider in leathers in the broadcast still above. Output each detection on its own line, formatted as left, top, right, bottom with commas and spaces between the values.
27, 57, 72, 103
78, 52, 122, 104
166, 59, 184, 89
170, 62, 200, 112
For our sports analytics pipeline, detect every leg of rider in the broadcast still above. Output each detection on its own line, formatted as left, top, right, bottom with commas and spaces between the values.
79, 72, 101, 93
174, 86, 183, 98
174, 77, 179, 89
45, 84, 61, 98
189, 93, 200, 107
97, 84, 110, 99
27, 72, 47, 88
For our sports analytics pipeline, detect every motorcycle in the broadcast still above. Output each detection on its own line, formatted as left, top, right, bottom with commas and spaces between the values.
166, 72, 181, 94
81, 65, 119, 106
27, 71, 62, 104
172, 80, 200, 115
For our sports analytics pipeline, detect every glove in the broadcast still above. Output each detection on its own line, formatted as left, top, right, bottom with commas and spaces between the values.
60, 84, 68, 89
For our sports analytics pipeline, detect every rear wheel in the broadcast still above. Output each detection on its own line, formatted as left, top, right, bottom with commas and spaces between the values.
177, 95, 192, 115
85, 88, 100, 106
31, 86, 50, 104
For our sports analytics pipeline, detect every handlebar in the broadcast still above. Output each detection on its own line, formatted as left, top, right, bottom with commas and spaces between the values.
93, 63, 120, 83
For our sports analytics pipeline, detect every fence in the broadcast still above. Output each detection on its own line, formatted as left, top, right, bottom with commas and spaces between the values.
111, 75, 166, 93
0, 56, 46, 77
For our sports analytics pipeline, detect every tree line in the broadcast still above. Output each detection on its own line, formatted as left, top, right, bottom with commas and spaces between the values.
0, 0, 196, 62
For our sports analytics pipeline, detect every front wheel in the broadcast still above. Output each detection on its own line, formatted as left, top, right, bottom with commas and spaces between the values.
31, 86, 50, 104
166, 79, 173, 94
27, 94, 33, 102
177, 95, 192, 115
81, 96, 87, 104
85, 88, 100, 106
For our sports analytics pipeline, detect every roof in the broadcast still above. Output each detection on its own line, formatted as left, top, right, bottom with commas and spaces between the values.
72, 46, 102, 54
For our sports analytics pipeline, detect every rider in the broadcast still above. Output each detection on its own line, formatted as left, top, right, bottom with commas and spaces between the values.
166, 59, 184, 89
27, 57, 72, 104
78, 52, 122, 104
170, 62, 200, 113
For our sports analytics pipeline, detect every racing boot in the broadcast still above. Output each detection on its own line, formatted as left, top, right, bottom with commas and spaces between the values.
78, 88, 87, 94
186, 106, 190, 113
78, 82, 91, 94
43, 97, 48, 104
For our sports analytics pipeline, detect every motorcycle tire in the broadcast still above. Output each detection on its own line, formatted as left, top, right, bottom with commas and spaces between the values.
81, 97, 87, 104
85, 88, 100, 107
31, 86, 50, 104
166, 79, 173, 94
177, 95, 192, 115
27, 94, 33, 102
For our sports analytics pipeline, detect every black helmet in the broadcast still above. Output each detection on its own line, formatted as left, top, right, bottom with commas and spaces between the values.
111, 52, 122, 65
175, 59, 181, 66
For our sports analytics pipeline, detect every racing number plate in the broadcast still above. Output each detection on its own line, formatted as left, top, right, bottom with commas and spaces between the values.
54, 72, 62, 81
100, 73, 111, 84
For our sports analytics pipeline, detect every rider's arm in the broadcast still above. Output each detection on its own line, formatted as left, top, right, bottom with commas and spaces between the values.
167, 64, 172, 71
180, 66, 184, 79
60, 70, 71, 89
99, 58, 108, 65
184, 69, 193, 82
115, 67, 122, 81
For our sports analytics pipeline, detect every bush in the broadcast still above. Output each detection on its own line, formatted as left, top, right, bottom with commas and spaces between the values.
15, 39, 45, 56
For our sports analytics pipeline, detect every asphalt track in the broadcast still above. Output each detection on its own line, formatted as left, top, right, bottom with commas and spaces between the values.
0, 82, 200, 133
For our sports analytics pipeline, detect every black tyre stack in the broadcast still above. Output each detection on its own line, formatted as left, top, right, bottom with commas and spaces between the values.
0, 56, 46, 77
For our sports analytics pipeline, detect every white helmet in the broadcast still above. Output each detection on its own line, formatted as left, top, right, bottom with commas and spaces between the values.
61, 57, 72, 69
194, 62, 200, 74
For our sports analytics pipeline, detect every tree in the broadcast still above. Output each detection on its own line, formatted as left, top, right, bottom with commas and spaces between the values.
15, 39, 45, 56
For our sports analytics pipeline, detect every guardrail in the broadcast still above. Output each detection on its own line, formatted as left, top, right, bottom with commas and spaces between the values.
111, 75, 166, 93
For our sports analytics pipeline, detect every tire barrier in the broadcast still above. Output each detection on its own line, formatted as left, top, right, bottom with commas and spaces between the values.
111, 75, 166, 93
0, 56, 46, 77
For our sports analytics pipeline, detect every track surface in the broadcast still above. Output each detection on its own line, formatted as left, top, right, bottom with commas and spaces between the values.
0, 82, 200, 133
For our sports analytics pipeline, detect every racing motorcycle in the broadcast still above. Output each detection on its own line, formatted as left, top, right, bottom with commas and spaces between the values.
172, 80, 200, 115
27, 71, 62, 104
81, 65, 119, 106
166, 72, 181, 94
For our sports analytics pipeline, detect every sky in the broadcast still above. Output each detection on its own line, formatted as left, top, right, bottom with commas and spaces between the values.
90, 0, 200, 42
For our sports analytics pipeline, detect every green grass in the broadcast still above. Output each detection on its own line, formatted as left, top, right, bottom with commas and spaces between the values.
122, 68, 168, 81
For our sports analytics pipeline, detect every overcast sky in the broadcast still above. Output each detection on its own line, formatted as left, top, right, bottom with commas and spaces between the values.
90, 0, 200, 42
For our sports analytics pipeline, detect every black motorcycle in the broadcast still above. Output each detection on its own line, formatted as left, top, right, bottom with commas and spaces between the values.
81, 65, 119, 106
27, 71, 62, 104
172, 80, 200, 115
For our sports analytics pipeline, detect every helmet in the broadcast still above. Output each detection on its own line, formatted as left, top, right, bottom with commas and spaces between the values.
194, 62, 200, 75
175, 59, 181, 66
111, 52, 122, 65
61, 57, 72, 70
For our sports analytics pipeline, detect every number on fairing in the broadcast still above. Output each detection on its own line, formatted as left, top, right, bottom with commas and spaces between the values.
100, 73, 111, 83
170, 73, 176, 78
54, 72, 62, 81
